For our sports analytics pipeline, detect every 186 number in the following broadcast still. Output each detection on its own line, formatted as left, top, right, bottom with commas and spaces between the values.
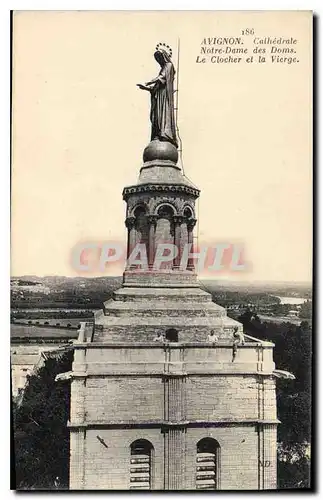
241, 28, 255, 35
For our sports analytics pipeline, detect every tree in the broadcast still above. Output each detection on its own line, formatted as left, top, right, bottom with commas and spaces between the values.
13, 351, 73, 490
299, 300, 312, 319
236, 312, 312, 489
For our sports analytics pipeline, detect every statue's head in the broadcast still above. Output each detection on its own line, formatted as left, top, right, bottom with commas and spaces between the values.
154, 42, 172, 65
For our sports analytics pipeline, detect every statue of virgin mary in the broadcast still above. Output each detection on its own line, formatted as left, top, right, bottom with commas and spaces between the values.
137, 43, 178, 148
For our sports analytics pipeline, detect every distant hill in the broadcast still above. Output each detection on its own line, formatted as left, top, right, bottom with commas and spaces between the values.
11, 276, 312, 310
11, 276, 123, 310
200, 279, 312, 299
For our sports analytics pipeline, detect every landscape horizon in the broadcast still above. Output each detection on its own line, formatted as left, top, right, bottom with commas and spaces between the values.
11, 274, 312, 286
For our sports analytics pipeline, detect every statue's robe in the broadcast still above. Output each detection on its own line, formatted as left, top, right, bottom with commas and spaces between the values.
150, 60, 178, 147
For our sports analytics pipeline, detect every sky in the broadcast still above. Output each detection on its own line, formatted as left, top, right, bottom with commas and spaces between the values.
11, 10, 312, 282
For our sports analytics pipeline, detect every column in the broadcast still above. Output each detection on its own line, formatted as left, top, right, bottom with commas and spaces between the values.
258, 424, 277, 490
70, 373, 86, 489
187, 218, 197, 271
125, 216, 136, 269
163, 424, 186, 490
173, 216, 183, 269
163, 359, 186, 490
147, 215, 158, 269
70, 429, 85, 489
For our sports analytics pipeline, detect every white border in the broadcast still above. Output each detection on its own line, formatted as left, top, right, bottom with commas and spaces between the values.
3, 1, 321, 10
1, 1, 320, 499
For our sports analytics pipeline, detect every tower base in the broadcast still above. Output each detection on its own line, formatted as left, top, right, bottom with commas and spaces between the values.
68, 282, 278, 490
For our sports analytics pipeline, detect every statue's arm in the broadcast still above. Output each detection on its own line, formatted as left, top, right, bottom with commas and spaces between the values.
146, 69, 166, 86
137, 84, 151, 91
145, 76, 160, 86
138, 67, 167, 91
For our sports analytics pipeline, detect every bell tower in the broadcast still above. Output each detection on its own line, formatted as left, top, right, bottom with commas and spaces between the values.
123, 138, 200, 284
68, 43, 278, 491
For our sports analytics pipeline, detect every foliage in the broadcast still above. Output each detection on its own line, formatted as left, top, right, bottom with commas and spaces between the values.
13, 351, 73, 490
299, 300, 312, 319
237, 309, 312, 489
211, 290, 280, 308
11, 310, 94, 320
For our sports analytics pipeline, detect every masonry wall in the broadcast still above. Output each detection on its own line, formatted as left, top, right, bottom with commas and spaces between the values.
69, 342, 277, 490
79, 374, 274, 423
70, 424, 277, 490
186, 376, 259, 420
185, 426, 260, 490
84, 428, 164, 490
85, 377, 164, 421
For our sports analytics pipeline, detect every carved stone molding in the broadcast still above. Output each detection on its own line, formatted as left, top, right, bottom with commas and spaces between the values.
123, 183, 200, 201
173, 215, 185, 225
147, 215, 159, 225
187, 217, 197, 229
125, 216, 136, 229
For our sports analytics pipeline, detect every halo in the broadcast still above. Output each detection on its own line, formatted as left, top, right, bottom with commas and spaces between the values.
155, 42, 172, 58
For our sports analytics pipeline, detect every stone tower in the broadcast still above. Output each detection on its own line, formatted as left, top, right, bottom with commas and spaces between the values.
68, 46, 278, 490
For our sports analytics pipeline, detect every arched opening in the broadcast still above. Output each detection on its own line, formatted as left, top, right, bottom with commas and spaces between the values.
155, 205, 175, 269
165, 328, 178, 342
196, 438, 220, 490
133, 206, 149, 267
130, 439, 154, 490
184, 206, 193, 218
134, 206, 147, 219
132, 203, 147, 218
157, 204, 175, 218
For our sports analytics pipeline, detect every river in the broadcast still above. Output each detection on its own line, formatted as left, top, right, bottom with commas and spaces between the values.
276, 296, 311, 305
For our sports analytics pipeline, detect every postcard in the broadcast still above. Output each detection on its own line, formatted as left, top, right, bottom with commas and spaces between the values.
11, 10, 312, 490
